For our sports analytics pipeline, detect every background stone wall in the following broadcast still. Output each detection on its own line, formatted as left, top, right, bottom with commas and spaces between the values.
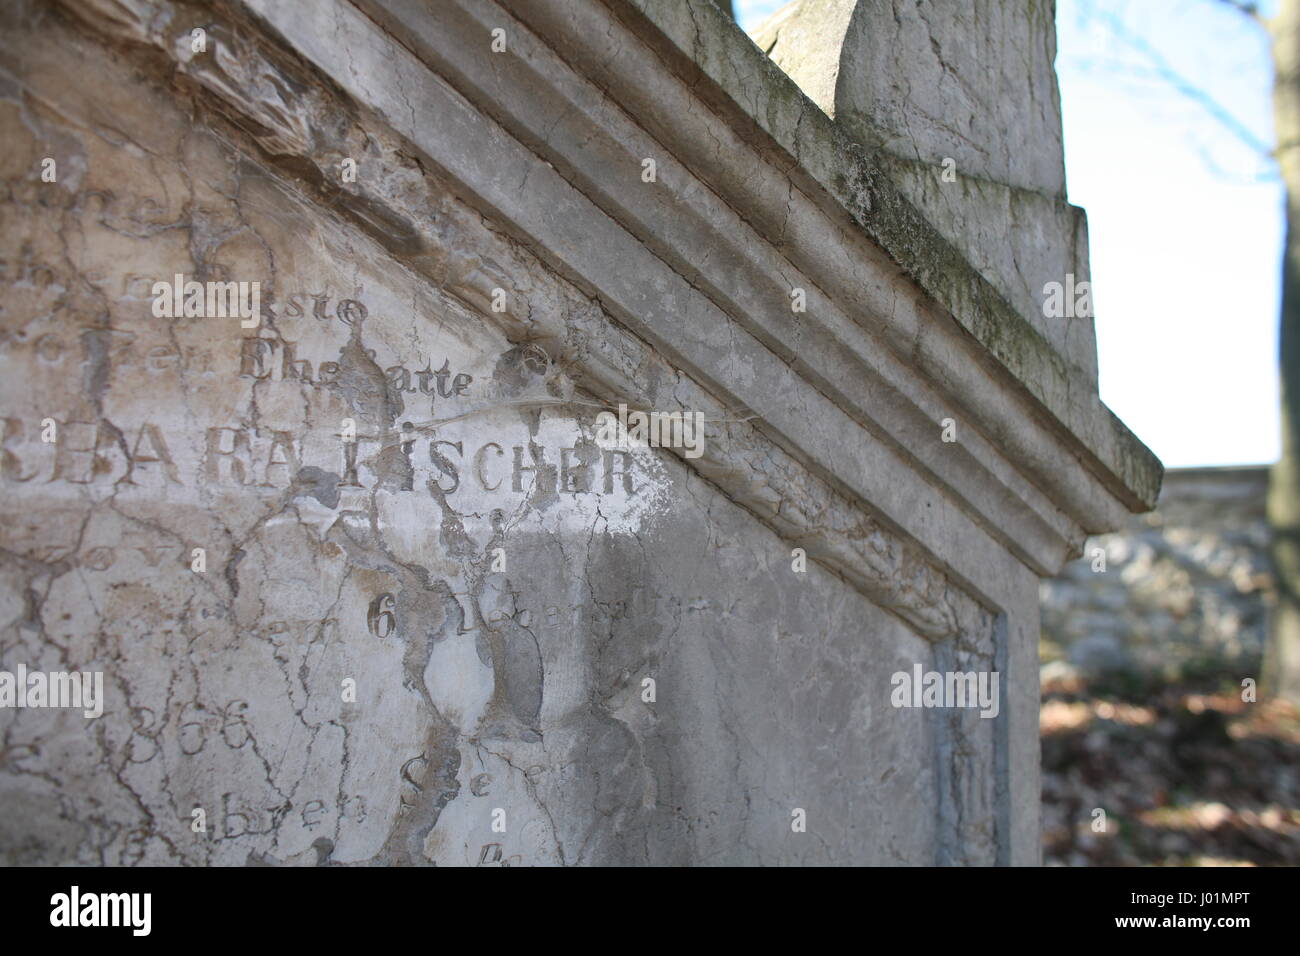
1038, 467, 1300, 866
1041, 466, 1273, 687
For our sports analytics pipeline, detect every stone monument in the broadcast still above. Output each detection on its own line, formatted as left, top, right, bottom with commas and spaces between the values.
0, 0, 1161, 865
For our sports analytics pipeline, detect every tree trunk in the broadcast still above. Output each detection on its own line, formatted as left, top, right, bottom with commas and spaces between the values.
1267, 0, 1300, 703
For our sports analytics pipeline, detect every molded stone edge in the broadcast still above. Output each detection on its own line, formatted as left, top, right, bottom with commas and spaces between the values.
43, 0, 1002, 644
611, 0, 1164, 515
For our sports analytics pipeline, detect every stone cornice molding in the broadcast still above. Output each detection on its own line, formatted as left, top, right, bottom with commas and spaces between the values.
49, 0, 1156, 633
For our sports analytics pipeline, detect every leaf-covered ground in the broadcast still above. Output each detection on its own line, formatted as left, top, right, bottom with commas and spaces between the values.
1041, 671, 1300, 866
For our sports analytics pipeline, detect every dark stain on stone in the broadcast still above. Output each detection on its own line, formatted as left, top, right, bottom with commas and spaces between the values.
492, 343, 551, 393
331, 334, 402, 428
79, 327, 113, 411
224, 547, 246, 599
292, 465, 341, 509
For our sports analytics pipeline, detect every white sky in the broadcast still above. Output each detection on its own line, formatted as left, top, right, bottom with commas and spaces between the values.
736, 0, 1283, 469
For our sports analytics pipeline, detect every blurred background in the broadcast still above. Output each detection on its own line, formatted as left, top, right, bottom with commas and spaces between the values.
736, 0, 1300, 865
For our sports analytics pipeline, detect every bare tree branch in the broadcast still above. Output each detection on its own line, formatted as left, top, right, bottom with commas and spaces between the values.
1091, 3, 1276, 161
1214, 0, 1268, 28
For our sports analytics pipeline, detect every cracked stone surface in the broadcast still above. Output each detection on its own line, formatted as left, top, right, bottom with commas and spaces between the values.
752, 0, 1099, 383
0, 0, 1006, 866
0, 0, 1155, 866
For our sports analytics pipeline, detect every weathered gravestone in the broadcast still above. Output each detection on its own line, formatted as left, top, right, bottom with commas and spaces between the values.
0, 0, 1160, 865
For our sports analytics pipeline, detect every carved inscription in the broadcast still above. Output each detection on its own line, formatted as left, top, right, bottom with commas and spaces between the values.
2, 419, 641, 497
